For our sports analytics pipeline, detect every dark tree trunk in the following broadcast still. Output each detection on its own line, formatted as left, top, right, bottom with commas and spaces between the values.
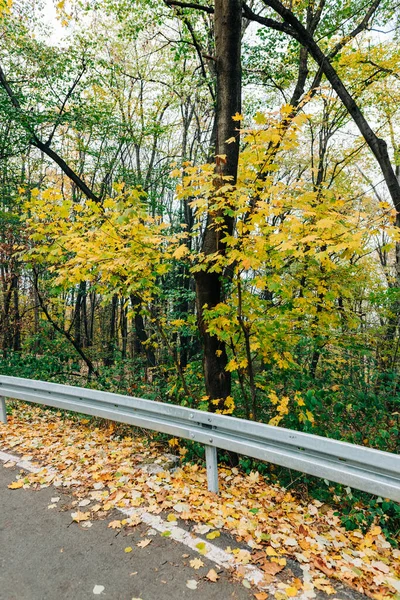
194, 0, 242, 406
104, 294, 118, 367
120, 299, 128, 360
12, 275, 21, 352
130, 294, 156, 368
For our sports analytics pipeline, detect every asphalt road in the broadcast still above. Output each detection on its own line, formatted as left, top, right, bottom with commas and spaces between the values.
0, 461, 369, 600
0, 464, 255, 600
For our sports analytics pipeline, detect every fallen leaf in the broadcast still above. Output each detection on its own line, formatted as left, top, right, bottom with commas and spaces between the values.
254, 593, 268, 600
51, 497, 60, 503
71, 511, 90, 523
261, 561, 284, 575
93, 585, 104, 595
206, 569, 219, 582
193, 524, 211, 534
124, 546, 133, 553
195, 542, 207, 555
167, 514, 177, 522
78, 498, 91, 507
186, 579, 198, 590
8, 480, 23, 489
108, 520, 122, 529
206, 530, 220, 540
137, 539, 151, 548
285, 587, 298, 597
242, 579, 251, 588
190, 558, 204, 570
371, 561, 390, 574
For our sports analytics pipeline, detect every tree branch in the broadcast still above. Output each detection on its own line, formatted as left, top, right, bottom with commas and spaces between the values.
0, 63, 99, 203
164, 0, 213, 13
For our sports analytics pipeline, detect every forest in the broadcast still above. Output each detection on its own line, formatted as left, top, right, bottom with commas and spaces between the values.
0, 0, 399, 537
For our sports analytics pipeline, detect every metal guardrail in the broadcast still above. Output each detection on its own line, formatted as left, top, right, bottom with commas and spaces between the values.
0, 375, 399, 501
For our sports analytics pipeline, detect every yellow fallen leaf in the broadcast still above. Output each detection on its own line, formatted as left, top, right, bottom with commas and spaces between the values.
167, 514, 177, 522
190, 558, 204, 570
195, 542, 207, 555
108, 520, 122, 529
8, 480, 23, 489
206, 530, 220, 540
285, 587, 298, 597
71, 511, 90, 522
124, 546, 133, 553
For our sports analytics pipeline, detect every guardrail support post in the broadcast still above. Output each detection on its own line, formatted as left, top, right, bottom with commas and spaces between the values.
205, 444, 219, 494
0, 396, 7, 423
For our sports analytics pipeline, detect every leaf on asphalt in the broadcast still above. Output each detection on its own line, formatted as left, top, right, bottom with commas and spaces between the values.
108, 520, 122, 529
71, 510, 90, 522
8, 480, 23, 489
206, 530, 220, 540
206, 569, 219, 582
81, 521, 93, 528
186, 579, 198, 590
93, 585, 105, 595
78, 498, 91, 507
242, 579, 251, 588
124, 546, 133, 553
190, 558, 204, 570
137, 539, 151, 548
253, 593, 268, 600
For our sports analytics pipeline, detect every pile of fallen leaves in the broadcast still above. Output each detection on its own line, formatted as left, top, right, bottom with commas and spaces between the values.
1, 403, 399, 600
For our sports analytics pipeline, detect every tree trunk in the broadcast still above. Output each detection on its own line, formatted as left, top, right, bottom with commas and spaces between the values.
194, 0, 242, 406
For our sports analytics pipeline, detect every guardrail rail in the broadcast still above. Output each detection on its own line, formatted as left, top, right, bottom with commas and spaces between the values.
0, 375, 399, 501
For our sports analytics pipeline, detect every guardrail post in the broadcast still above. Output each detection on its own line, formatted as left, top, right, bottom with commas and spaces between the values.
0, 396, 7, 423
205, 444, 219, 494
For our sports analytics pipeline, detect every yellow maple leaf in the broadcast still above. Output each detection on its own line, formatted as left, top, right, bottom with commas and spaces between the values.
167, 513, 177, 521
173, 244, 189, 260
8, 480, 24, 489
190, 558, 204, 569
108, 520, 122, 529
206, 530, 220, 540
71, 511, 90, 522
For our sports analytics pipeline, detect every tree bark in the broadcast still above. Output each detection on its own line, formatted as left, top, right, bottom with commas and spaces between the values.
194, 0, 242, 405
